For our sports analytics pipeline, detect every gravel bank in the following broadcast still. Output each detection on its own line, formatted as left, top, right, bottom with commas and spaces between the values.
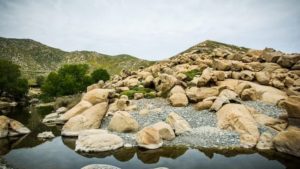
100, 98, 285, 148
101, 98, 240, 148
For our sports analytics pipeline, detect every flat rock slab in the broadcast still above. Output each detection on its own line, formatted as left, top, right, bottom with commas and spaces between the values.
81, 164, 120, 169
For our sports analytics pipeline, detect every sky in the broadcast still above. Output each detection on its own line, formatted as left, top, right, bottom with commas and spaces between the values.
0, 0, 299, 60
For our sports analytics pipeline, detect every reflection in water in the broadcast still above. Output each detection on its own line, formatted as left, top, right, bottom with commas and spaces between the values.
1, 106, 300, 169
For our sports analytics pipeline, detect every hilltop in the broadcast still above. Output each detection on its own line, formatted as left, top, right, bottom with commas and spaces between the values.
0, 37, 155, 81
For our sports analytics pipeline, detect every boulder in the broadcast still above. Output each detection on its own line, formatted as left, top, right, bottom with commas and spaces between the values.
186, 87, 219, 102
0, 116, 9, 138
241, 88, 258, 101
197, 68, 213, 87
151, 122, 175, 141
169, 85, 185, 95
216, 104, 260, 148
75, 129, 124, 152
277, 54, 300, 68
256, 132, 274, 150
154, 74, 178, 94
273, 127, 300, 157
81, 164, 120, 169
0, 116, 30, 138
213, 59, 231, 71
210, 89, 239, 111
278, 96, 300, 119
37, 131, 55, 139
261, 48, 282, 63
166, 112, 191, 135
9, 119, 31, 135
108, 111, 139, 133
195, 100, 213, 111
136, 126, 163, 149
255, 72, 270, 85
240, 70, 255, 81
60, 100, 93, 121
82, 89, 114, 105
169, 93, 188, 107
62, 102, 108, 136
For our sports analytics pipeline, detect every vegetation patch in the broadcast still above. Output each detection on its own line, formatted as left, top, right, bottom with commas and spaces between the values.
120, 86, 156, 99
184, 69, 203, 81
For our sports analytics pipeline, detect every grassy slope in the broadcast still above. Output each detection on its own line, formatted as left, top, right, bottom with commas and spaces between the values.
0, 37, 155, 82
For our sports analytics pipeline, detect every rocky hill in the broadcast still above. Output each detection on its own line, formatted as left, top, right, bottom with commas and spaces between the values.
2, 39, 300, 161
0, 37, 155, 81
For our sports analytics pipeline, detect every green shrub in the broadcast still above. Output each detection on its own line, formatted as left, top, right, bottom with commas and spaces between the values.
36, 75, 45, 87
91, 68, 110, 83
120, 86, 155, 99
42, 64, 93, 97
184, 69, 203, 81
0, 59, 29, 99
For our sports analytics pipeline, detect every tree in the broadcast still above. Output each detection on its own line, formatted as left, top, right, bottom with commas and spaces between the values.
41, 64, 93, 97
0, 59, 28, 99
36, 75, 45, 87
91, 68, 110, 83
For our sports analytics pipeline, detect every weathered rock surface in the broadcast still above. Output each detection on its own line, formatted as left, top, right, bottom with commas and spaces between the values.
37, 131, 55, 139
151, 121, 175, 141
62, 102, 108, 136
0, 116, 30, 138
108, 111, 139, 132
278, 96, 300, 119
60, 100, 93, 121
273, 127, 300, 157
216, 104, 259, 148
166, 112, 191, 135
136, 126, 163, 149
75, 129, 124, 152
82, 89, 114, 105
81, 164, 121, 169
256, 132, 273, 150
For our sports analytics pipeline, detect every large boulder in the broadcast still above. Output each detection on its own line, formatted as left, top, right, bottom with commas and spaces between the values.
256, 132, 274, 150
216, 104, 260, 148
108, 111, 139, 132
60, 100, 93, 121
261, 48, 282, 63
186, 87, 219, 102
0, 116, 30, 138
166, 112, 191, 135
195, 100, 213, 111
240, 70, 255, 81
277, 54, 300, 68
278, 96, 300, 119
62, 102, 108, 136
213, 59, 231, 71
0, 116, 9, 138
273, 127, 300, 157
255, 72, 270, 85
75, 129, 124, 152
210, 89, 239, 111
154, 74, 178, 94
136, 126, 163, 149
82, 89, 114, 105
81, 164, 120, 169
151, 122, 175, 141
169, 93, 188, 107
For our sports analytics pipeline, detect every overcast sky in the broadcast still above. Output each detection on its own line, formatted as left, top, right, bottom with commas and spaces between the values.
0, 0, 299, 60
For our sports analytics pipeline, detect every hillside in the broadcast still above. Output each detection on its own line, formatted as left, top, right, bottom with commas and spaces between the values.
0, 37, 155, 81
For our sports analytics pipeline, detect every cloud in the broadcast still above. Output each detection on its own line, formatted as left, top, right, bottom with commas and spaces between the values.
0, 0, 299, 60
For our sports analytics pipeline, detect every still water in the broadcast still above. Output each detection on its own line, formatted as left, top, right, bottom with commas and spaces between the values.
1, 106, 299, 169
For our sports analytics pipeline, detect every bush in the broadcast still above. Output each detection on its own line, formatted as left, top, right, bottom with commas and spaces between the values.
184, 69, 203, 81
36, 75, 45, 87
91, 68, 110, 83
42, 64, 93, 97
120, 86, 155, 99
0, 59, 29, 99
